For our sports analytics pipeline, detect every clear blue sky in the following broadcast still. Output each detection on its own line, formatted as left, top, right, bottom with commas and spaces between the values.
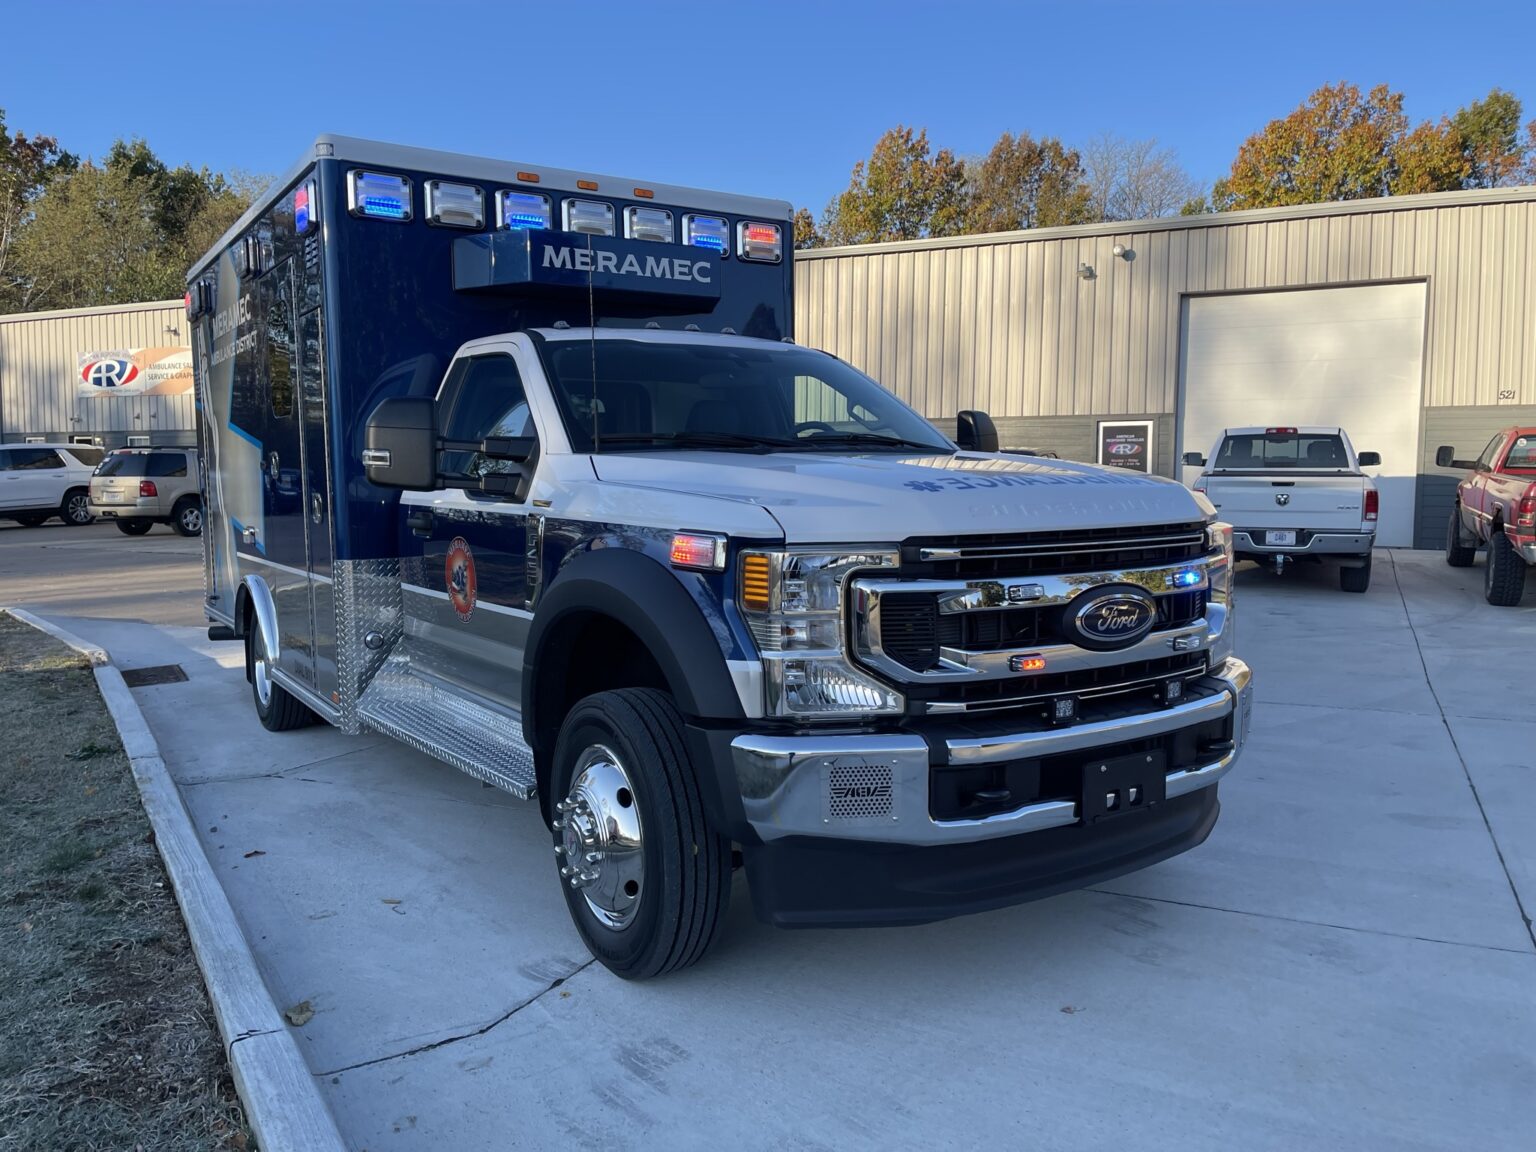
5, 0, 1535, 212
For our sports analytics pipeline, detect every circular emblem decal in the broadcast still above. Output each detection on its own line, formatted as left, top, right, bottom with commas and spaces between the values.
445, 536, 477, 622
1067, 587, 1156, 651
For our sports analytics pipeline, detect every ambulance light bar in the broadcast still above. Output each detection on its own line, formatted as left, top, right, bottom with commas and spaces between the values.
348, 170, 413, 221
425, 181, 485, 229
624, 205, 674, 243
563, 198, 615, 236
683, 214, 729, 255
497, 190, 553, 231
294, 181, 317, 235
737, 221, 782, 263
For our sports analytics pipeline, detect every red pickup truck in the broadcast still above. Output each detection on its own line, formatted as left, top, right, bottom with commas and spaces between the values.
1438, 428, 1536, 605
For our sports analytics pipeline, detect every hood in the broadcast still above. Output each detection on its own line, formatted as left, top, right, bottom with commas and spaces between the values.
590, 450, 1208, 542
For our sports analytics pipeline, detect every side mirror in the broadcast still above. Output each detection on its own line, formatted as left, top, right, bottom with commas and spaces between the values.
1182, 452, 1206, 467
1356, 451, 1381, 468
364, 397, 438, 489
955, 410, 999, 453
1434, 445, 1456, 469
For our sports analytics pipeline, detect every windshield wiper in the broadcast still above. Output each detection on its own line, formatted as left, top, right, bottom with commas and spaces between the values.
595, 431, 801, 452
796, 432, 950, 452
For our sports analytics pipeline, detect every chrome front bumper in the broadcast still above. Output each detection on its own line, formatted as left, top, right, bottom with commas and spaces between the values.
730, 657, 1253, 846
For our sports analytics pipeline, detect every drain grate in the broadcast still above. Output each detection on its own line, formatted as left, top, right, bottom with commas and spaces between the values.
121, 664, 188, 688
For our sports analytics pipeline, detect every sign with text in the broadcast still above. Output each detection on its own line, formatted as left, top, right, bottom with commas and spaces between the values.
454, 230, 722, 301
77, 347, 193, 397
1097, 420, 1154, 473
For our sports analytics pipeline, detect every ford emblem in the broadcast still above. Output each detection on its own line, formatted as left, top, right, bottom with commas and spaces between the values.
1067, 587, 1157, 651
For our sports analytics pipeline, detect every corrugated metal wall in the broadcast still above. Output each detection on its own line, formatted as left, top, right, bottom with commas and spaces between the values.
0, 300, 192, 444
795, 188, 1536, 420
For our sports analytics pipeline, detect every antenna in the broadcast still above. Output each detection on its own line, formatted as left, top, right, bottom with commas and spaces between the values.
587, 234, 599, 454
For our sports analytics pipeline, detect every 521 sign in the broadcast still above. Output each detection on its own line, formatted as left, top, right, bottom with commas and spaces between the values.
1499, 389, 1517, 403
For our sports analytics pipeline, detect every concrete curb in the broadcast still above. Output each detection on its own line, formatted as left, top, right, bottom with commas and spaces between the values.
2, 607, 348, 1152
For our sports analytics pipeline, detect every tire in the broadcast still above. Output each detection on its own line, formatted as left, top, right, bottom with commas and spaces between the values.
248, 623, 313, 731
1339, 555, 1372, 593
1484, 528, 1527, 607
171, 497, 202, 537
13, 513, 49, 527
60, 489, 93, 526
115, 519, 154, 536
550, 688, 730, 980
1445, 505, 1476, 567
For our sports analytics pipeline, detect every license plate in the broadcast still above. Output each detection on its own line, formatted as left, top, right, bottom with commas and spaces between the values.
1081, 749, 1167, 823
1267, 529, 1297, 546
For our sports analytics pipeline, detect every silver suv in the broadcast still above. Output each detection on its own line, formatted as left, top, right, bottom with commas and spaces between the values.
89, 448, 202, 536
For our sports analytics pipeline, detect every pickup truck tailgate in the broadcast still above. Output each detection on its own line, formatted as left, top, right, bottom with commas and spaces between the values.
1205, 475, 1365, 531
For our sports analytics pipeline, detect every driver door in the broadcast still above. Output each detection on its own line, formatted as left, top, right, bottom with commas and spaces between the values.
399, 351, 537, 712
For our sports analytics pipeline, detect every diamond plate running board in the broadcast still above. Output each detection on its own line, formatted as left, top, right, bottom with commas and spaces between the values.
357, 653, 537, 799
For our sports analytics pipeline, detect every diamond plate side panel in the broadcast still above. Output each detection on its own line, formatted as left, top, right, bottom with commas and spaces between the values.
333, 559, 405, 734
357, 654, 537, 799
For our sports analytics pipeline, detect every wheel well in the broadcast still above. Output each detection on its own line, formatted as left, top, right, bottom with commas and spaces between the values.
530, 611, 670, 815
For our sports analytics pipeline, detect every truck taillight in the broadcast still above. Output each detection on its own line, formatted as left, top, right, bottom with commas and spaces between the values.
1519, 484, 1536, 528
140, 481, 158, 498
1363, 489, 1378, 522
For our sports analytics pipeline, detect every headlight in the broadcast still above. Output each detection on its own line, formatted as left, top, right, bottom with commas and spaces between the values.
1206, 521, 1235, 666
739, 549, 902, 718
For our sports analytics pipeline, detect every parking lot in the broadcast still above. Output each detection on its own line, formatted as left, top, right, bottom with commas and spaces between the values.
1, 522, 1531, 1151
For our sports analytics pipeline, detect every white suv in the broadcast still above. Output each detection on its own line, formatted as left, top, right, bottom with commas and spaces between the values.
0, 443, 104, 527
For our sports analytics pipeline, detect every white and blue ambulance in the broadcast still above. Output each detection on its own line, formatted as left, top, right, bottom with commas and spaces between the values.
189, 136, 1252, 978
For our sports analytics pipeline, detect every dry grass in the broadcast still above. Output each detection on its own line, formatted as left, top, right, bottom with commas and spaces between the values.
0, 616, 250, 1151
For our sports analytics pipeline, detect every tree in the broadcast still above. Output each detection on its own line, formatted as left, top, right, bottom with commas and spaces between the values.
792, 206, 821, 249
1451, 88, 1531, 188
1080, 134, 1203, 221
15, 139, 253, 311
963, 132, 1092, 232
0, 109, 75, 312
821, 126, 967, 245
1212, 82, 1466, 210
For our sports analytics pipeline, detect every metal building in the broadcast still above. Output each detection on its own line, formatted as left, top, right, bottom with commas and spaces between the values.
794, 185, 1536, 548
0, 299, 194, 448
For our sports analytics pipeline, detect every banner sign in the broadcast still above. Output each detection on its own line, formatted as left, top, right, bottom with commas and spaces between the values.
77, 347, 193, 397
454, 230, 722, 301
1096, 420, 1154, 473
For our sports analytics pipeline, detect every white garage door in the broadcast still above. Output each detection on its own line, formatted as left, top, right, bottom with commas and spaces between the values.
1178, 283, 1426, 547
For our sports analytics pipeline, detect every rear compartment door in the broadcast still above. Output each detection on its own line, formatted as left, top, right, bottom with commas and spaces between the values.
1205, 475, 1366, 532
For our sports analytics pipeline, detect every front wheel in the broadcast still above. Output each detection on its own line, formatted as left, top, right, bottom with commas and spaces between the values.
550, 688, 730, 980
60, 489, 93, 526
248, 623, 313, 731
115, 519, 153, 536
1445, 505, 1476, 567
1484, 529, 1527, 606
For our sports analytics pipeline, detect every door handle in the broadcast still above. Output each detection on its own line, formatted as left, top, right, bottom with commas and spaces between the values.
406, 508, 434, 538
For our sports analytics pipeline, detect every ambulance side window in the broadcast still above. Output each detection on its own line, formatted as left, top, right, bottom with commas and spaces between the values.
439, 355, 533, 478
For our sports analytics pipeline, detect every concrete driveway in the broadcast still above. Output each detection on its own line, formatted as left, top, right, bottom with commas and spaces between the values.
2, 522, 1531, 1151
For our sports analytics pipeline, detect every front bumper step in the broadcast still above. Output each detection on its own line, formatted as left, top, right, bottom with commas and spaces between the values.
730, 657, 1252, 846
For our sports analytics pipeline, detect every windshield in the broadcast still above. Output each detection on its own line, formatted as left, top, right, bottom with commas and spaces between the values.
1213, 433, 1350, 470
536, 338, 954, 454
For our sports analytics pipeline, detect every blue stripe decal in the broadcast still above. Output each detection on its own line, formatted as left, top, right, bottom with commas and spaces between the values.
228, 422, 261, 449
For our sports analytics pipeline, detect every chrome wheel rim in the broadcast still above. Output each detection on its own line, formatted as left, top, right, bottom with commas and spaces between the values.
67, 494, 91, 523
553, 744, 644, 931
253, 640, 273, 708
181, 505, 202, 533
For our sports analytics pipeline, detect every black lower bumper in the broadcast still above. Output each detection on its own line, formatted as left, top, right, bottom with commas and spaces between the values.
740, 786, 1219, 928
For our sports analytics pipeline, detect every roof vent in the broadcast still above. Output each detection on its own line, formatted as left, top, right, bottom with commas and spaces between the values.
684, 323, 701, 332
644, 321, 661, 329
721, 327, 736, 335
552, 320, 570, 329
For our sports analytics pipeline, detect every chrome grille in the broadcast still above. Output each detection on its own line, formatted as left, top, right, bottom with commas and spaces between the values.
903, 522, 1207, 580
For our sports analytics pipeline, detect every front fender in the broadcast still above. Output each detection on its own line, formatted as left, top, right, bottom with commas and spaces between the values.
523, 547, 745, 729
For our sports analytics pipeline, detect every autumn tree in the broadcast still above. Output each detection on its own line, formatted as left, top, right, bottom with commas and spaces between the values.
792, 206, 821, 249
1452, 88, 1534, 187
963, 132, 1092, 232
15, 139, 253, 310
1212, 82, 1468, 210
821, 126, 967, 245
0, 109, 75, 312
1080, 134, 1202, 221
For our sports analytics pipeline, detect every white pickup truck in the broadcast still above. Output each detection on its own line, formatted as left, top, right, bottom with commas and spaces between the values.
1183, 426, 1379, 593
